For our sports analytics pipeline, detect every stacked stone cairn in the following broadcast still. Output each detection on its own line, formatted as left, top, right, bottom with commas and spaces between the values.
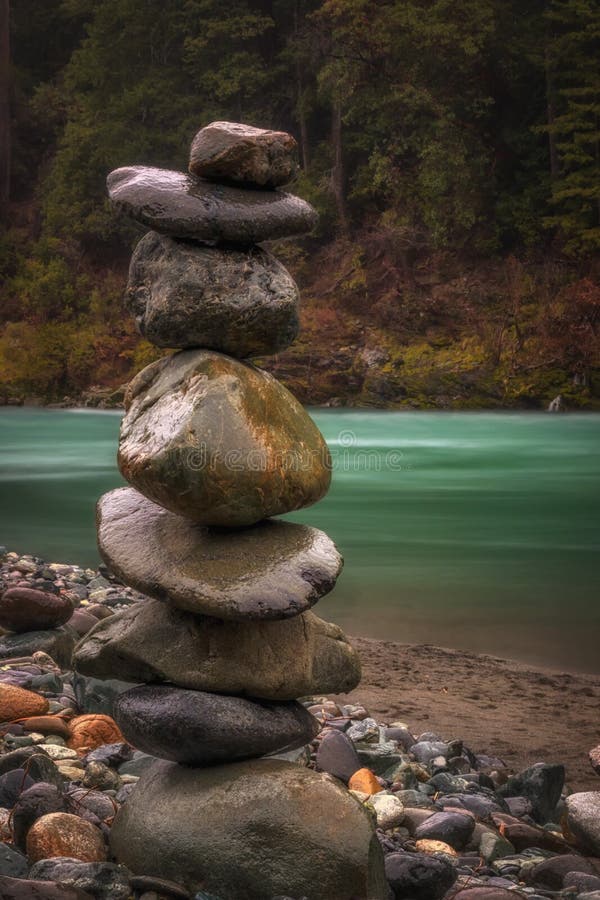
73, 122, 388, 899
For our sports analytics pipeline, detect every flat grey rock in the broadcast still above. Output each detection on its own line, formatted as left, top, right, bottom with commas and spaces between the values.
114, 685, 319, 764
118, 350, 331, 527
107, 166, 317, 243
126, 232, 299, 356
97, 488, 342, 620
73, 600, 361, 701
189, 121, 298, 188
110, 758, 387, 899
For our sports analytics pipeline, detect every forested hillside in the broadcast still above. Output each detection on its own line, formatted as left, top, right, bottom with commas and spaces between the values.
1, 0, 599, 408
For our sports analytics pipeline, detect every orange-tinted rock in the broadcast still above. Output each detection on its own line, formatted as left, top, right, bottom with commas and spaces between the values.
0, 684, 49, 722
67, 714, 124, 755
348, 768, 384, 796
415, 839, 458, 857
26, 812, 107, 863
20, 716, 71, 738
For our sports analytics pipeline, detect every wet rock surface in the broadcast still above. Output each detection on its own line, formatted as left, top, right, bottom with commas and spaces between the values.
188, 121, 299, 188
118, 350, 332, 527
126, 232, 300, 356
107, 166, 317, 244
114, 685, 319, 765
96, 487, 342, 620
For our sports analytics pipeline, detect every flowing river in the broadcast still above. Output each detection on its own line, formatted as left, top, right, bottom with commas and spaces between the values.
1, 408, 599, 673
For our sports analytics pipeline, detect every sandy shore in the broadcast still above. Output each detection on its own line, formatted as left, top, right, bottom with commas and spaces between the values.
336, 637, 600, 792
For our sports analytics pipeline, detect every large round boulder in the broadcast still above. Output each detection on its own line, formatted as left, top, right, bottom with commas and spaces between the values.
96, 488, 342, 620
110, 758, 388, 899
73, 600, 361, 701
107, 166, 317, 244
126, 232, 299, 356
118, 349, 331, 527
566, 792, 600, 854
114, 685, 319, 765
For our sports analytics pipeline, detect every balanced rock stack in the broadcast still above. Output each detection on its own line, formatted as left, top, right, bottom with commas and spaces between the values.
73, 123, 388, 899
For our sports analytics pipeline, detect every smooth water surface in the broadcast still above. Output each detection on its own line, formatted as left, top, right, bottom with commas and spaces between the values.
1, 408, 599, 672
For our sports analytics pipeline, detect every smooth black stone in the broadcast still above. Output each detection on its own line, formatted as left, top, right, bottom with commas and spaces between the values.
107, 166, 318, 244
114, 685, 320, 765
414, 810, 476, 850
12, 782, 68, 850
315, 730, 362, 783
0, 769, 35, 808
384, 851, 457, 899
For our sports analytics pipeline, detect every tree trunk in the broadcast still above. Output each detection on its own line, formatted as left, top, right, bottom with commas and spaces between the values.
293, 0, 310, 171
0, 0, 10, 225
331, 100, 348, 232
544, 44, 559, 182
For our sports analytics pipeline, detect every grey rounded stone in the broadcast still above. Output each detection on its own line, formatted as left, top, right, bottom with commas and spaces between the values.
73, 600, 361, 701
107, 166, 317, 243
189, 121, 299, 188
12, 782, 68, 850
126, 232, 299, 356
109, 758, 388, 899
97, 488, 342, 621
384, 851, 457, 899
414, 810, 476, 850
566, 792, 600, 854
114, 685, 319, 765
28, 859, 131, 900
315, 730, 361, 783
118, 350, 331, 527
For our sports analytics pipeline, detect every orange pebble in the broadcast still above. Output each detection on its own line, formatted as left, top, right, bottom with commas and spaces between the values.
67, 713, 124, 755
0, 684, 49, 722
348, 767, 384, 796
26, 812, 107, 863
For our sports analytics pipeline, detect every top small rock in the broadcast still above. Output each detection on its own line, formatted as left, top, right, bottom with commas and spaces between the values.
189, 121, 298, 188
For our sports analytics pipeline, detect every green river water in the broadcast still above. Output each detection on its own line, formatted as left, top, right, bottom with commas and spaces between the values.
0, 408, 599, 673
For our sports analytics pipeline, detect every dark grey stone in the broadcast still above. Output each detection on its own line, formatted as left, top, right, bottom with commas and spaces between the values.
12, 782, 68, 849
28, 859, 131, 900
437, 793, 508, 819
0, 746, 63, 789
0, 876, 94, 899
529, 854, 596, 889
83, 743, 133, 768
0, 626, 76, 667
114, 685, 320, 765
107, 166, 317, 244
0, 769, 35, 807
411, 741, 448, 765
497, 763, 565, 823
0, 843, 28, 878
384, 851, 457, 899
564, 872, 600, 892
126, 232, 299, 356
117, 750, 157, 778
414, 810, 476, 850
315, 730, 362, 783
71, 673, 137, 716
68, 788, 117, 823
384, 727, 415, 751
189, 121, 298, 188
96, 487, 341, 620
110, 758, 388, 899
129, 874, 191, 898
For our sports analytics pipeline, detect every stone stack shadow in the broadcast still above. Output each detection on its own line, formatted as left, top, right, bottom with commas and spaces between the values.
72, 122, 388, 899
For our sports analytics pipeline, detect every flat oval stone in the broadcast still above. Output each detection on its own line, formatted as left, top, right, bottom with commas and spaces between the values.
114, 685, 319, 765
126, 232, 299, 356
97, 488, 342, 620
109, 758, 387, 899
73, 600, 361, 701
189, 121, 299, 188
118, 350, 331, 527
107, 166, 317, 243
0, 588, 73, 633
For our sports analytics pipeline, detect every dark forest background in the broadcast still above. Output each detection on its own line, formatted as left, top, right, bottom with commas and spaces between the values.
0, 0, 599, 408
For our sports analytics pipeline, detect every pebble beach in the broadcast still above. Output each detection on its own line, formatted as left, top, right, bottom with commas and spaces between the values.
1, 549, 599, 900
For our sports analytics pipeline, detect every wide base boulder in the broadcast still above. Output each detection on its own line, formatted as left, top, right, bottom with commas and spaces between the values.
110, 758, 388, 900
